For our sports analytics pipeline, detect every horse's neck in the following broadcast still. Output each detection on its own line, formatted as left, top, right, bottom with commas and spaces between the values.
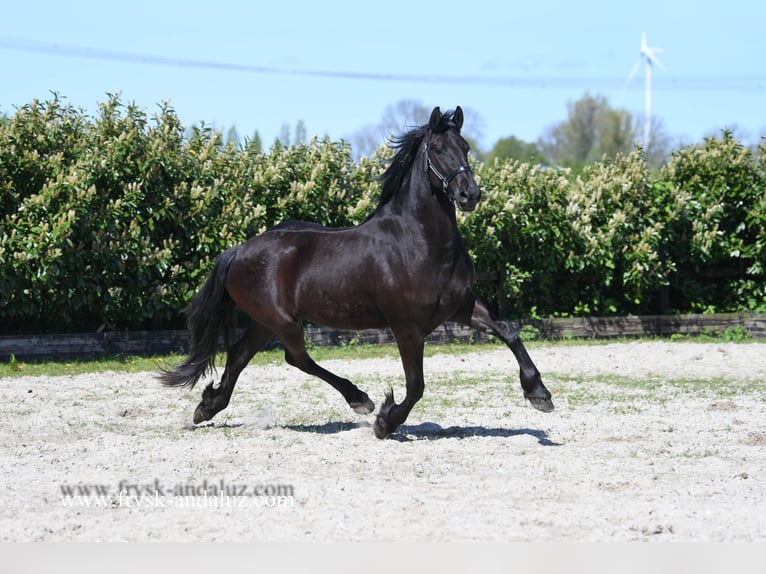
396, 170, 461, 248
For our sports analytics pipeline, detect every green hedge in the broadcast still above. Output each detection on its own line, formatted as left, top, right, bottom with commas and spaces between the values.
1, 95, 764, 333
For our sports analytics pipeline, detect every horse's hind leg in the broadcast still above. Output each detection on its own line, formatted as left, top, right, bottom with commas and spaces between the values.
276, 322, 375, 415
194, 320, 274, 424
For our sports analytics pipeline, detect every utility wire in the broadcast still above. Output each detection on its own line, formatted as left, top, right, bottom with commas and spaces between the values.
2, 35, 766, 92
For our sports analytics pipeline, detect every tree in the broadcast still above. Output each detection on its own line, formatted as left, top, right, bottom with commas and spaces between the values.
277, 123, 291, 146
246, 130, 263, 153
596, 107, 634, 158
538, 92, 637, 169
350, 99, 485, 159
381, 100, 432, 134
226, 126, 240, 147
349, 99, 431, 159
275, 120, 309, 147
294, 119, 307, 145
641, 115, 673, 168
488, 135, 544, 164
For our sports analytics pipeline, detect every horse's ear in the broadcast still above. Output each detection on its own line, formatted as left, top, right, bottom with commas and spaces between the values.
429, 106, 441, 131
454, 106, 464, 131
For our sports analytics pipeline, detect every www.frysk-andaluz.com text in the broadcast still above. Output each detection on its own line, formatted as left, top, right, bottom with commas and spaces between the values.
59, 479, 295, 509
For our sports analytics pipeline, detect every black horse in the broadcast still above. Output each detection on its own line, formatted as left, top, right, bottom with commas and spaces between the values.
160, 106, 553, 439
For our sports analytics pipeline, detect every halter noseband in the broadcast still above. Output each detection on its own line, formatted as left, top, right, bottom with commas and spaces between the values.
424, 141, 473, 193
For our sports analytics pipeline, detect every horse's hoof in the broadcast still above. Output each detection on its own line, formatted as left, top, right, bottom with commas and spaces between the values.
193, 405, 212, 424
528, 397, 555, 413
350, 397, 375, 415
372, 416, 391, 439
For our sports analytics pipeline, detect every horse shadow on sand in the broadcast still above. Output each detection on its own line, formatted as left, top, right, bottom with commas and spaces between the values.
285, 420, 561, 446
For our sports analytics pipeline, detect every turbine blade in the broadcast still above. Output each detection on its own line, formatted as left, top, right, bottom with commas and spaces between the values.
643, 48, 666, 70
652, 52, 666, 71
616, 57, 642, 104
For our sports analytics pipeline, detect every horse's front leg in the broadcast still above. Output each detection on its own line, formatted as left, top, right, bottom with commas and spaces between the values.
455, 296, 554, 412
373, 326, 425, 439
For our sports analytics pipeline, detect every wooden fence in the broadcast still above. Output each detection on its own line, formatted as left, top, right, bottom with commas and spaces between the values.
0, 313, 763, 362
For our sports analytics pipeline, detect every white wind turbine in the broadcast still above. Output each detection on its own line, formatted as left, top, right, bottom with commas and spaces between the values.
623, 32, 665, 148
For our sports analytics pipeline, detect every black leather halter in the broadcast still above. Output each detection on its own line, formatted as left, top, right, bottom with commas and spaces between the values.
424, 141, 473, 193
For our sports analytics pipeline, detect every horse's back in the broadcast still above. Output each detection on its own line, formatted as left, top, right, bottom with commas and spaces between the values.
225, 219, 387, 326
266, 219, 350, 234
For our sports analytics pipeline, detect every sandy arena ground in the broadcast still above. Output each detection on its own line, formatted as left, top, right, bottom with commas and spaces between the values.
1, 340, 765, 541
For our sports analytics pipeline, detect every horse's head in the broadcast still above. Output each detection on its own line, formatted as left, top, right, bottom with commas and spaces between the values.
425, 106, 481, 212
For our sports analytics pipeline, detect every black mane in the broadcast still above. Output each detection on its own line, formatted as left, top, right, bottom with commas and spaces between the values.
373, 108, 460, 213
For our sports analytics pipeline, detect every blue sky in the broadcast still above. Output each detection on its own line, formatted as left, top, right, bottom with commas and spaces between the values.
2, 0, 765, 152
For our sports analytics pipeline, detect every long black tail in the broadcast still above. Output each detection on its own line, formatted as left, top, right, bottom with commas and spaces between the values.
159, 246, 240, 388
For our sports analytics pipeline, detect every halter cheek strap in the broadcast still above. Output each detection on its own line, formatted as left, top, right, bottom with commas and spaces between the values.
424, 142, 473, 193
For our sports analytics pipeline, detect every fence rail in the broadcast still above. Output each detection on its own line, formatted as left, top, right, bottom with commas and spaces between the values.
0, 313, 763, 362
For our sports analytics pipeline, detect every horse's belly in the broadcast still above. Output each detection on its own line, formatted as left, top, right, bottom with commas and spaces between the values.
297, 289, 389, 330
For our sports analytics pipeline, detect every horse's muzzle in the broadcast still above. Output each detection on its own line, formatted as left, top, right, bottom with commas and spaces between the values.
456, 187, 481, 212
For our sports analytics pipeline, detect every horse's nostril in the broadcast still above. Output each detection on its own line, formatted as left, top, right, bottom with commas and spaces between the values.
460, 188, 479, 203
